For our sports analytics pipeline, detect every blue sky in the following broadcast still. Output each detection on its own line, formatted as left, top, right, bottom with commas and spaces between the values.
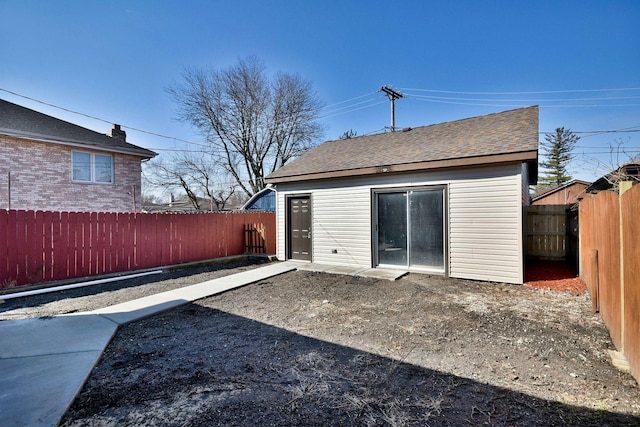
1, 0, 639, 182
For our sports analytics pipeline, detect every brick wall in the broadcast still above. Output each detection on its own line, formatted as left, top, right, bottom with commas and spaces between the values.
0, 136, 144, 212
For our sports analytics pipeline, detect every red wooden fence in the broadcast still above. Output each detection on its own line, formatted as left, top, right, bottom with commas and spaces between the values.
0, 210, 275, 288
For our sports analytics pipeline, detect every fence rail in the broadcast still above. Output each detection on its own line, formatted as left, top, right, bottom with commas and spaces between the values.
580, 184, 640, 383
0, 210, 275, 288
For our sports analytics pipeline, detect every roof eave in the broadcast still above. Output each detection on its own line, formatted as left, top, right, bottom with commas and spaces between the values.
0, 129, 157, 159
266, 150, 538, 184
531, 179, 591, 201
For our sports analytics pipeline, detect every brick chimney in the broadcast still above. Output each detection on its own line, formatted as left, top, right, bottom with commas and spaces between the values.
109, 124, 127, 142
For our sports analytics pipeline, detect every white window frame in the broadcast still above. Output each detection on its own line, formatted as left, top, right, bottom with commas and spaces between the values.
71, 151, 114, 184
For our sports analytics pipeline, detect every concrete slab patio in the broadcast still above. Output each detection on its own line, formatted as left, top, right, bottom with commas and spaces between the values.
296, 262, 408, 281
0, 260, 405, 426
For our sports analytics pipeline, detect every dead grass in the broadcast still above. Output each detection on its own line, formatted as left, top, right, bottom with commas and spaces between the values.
285, 350, 445, 426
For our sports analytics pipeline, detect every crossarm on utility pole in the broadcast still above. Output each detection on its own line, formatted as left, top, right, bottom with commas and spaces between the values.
380, 85, 404, 131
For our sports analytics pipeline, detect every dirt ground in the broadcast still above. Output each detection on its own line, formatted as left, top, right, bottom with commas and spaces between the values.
0, 258, 270, 320
2, 259, 639, 426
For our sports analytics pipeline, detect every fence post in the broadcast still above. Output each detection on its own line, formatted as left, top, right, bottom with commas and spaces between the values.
588, 249, 599, 314
618, 181, 632, 352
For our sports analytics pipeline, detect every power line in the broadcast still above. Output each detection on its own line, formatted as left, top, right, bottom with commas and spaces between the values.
578, 150, 640, 155
0, 87, 211, 148
405, 93, 640, 103
2, 87, 374, 147
320, 91, 378, 110
2, 87, 385, 147
5, 87, 639, 158
400, 86, 640, 109
318, 100, 386, 120
408, 95, 640, 108
400, 87, 640, 95
540, 129, 640, 135
318, 97, 381, 117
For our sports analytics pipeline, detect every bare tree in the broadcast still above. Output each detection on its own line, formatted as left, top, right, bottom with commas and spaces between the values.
168, 57, 324, 197
144, 153, 237, 211
579, 138, 640, 192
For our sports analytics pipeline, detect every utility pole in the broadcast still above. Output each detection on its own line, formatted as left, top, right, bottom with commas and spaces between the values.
380, 85, 404, 131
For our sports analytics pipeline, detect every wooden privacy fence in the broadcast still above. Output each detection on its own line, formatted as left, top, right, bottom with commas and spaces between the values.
580, 184, 640, 383
526, 205, 568, 259
0, 210, 275, 288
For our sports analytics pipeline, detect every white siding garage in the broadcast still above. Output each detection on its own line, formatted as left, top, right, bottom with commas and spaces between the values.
275, 164, 526, 284
267, 107, 539, 285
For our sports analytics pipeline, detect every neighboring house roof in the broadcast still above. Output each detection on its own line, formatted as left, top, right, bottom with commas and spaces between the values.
531, 179, 590, 205
585, 163, 640, 193
241, 187, 276, 211
266, 106, 538, 184
144, 196, 215, 213
0, 98, 156, 159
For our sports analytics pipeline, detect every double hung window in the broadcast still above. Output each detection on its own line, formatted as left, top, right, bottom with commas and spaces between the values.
72, 151, 113, 184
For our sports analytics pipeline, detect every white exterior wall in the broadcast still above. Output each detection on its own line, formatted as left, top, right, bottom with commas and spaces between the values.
448, 172, 523, 284
312, 186, 372, 266
275, 182, 372, 267
274, 163, 526, 284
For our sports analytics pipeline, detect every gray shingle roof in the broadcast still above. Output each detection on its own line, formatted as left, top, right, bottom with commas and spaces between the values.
0, 99, 156, 159
585, 162, 640, 193
266, 106, 538, 183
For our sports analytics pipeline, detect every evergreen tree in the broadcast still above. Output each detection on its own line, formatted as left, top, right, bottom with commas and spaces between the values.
339, 129, 357, 139
539, 127, 579, 186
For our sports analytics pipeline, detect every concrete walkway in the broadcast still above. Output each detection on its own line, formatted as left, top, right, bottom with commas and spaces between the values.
0, 261, 404, 426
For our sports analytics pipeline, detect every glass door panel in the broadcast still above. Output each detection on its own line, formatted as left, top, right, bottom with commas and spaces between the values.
409, 189, 444, 270
377, 192, 407, 266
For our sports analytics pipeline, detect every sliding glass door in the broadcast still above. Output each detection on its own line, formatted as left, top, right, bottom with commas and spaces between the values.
409, 189, 444, 269
377, 192, 408, 266
376, 187, 445, 272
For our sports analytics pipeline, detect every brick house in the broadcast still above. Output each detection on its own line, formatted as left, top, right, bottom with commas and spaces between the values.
0, 99, 156, 212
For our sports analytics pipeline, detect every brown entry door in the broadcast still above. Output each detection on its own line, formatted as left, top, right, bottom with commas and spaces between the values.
288, 196, 312, 261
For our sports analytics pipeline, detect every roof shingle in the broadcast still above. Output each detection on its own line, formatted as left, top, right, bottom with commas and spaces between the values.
266, 106, 538, 183
0, 99, 156, 158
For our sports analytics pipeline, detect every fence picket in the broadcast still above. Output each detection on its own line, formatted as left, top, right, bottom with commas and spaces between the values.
15, 210, 28, 284
0, 210, 8, 284
55, 212, 69, 281
0, 210, 275, 289
123, 212, 134, 271
68, 212, 78, 278
621, 185, 640, 382
40, 211, 52, 282
80, 211, 92, 277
